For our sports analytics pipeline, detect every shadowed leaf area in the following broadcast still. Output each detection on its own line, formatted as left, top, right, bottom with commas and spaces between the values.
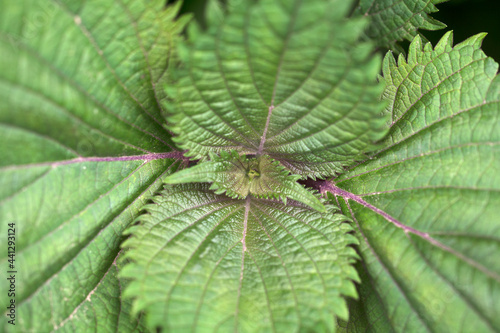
356, 0, 446, 50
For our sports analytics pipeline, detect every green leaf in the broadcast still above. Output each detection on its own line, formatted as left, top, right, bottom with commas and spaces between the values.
164, 150, 326, 212
121, 183, 359, 332
0, 0, 185, 331
330, 32, 500, 331
168, 0, 387, 178
356, 0, 447, 50
53, 251, 151, 333
335, 260, 394, 333
0, 158, 181, 332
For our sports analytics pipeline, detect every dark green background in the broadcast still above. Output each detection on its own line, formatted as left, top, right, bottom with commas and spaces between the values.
169, 0, 500, 63
426, 0, 500, 63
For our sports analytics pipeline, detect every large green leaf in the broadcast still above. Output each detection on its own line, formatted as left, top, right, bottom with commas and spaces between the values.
0, 0, 186, 331
169, 0, 387, 179
325, 32, 500, 332
356, 0, 446, 50
121, 183, 359, 332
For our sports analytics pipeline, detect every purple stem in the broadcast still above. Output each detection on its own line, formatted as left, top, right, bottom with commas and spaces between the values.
316, 180, 428, 237
5, 151, 189, 170
56, 151, 188, 165
306, 179, 500, 281
258, 105, 274, 155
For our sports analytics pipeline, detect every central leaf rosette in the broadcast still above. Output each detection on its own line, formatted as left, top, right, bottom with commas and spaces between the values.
122, 0, 388, 331
164, 150, 325, 212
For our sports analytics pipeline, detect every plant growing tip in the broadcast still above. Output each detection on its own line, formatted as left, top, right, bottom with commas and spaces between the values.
163, 151, 325, 212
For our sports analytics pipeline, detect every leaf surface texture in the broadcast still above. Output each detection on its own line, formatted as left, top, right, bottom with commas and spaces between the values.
0, 0, 185, 331
356, 0, 446, 49
122, 183, 359, 332
334, 32, 500, 332
170, 0, 387, 178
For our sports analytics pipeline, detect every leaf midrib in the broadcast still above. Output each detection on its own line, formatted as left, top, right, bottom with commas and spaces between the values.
344, 199, 433, 332
0, 152, 185, 171
324, 182, 500, 282
234, 197, 251, 332
408, 236, 497, 331
52, 249, 122, 331
161, 204, 244, 331
259, 0, 303, 154
215, 19, 261, 138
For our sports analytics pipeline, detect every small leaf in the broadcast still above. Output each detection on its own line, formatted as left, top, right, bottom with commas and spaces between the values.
164, 150, 326, 212
356, 0, 447, 50
121, 183, 359, 332
168, 0, 387, 179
